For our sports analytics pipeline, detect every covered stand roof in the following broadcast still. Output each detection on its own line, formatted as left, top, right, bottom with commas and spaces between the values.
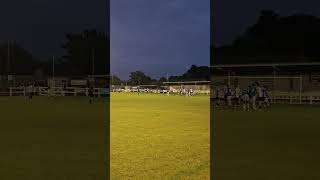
211, 62, 320, 76
163, 81, 210, 85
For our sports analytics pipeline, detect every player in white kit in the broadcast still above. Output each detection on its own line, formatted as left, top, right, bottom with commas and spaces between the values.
256, 83, 264, 111
223, 85, 228, 107
232, 85, 241, 110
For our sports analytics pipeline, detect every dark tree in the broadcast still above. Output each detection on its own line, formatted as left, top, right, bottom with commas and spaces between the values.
128, 71, 153, 85
158, 77, 168, 84
0, 42, 40, 75
181, 65, 210, 81
213, 10, 320, 64
111, 75, 123, 85
62, 29, 109, 76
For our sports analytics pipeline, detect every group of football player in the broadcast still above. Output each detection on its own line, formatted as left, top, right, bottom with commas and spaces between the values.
214, 82, 270, 111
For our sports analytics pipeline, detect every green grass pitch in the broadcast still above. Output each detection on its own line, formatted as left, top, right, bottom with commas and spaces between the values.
212, 103, 320, 180
0, 96, 108, 180
111, 93, 210, 179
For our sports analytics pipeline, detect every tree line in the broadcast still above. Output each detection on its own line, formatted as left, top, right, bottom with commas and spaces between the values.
111, 65, 210, 86
0, 30, 209, 86
0, 29, 109, 77
212, 10, 320, 64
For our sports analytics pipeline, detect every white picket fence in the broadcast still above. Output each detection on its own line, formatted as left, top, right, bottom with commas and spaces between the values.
211, 91, 320, 105
112, 88, 210, 95
270, 92, 320, 105
8, 87, 109, 97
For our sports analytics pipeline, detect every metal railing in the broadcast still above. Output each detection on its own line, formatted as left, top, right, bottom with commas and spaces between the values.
7, 87, 109, 97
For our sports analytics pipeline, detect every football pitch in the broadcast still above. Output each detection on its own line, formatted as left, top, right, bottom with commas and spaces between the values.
212, 104, 320, 180
3, 95, 319, 179
0, 96, 108, 180
111, 93, 210, 179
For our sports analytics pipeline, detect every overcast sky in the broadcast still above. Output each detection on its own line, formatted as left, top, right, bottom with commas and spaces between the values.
111, 0, 210, 79
213, 0, 320, 46
0, 0, 108, 60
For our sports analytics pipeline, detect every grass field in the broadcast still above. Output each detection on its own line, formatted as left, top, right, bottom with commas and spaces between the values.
111, 93, 210, 179
0, 94, 209, 179
0, 96, 108, 180
212, 103, 320, 180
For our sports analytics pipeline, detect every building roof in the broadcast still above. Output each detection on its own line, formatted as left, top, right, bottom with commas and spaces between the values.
211, 62, 320, 76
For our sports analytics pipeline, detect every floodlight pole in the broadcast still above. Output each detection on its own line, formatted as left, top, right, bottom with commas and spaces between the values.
52, 55, 55, 78
299, 76, 302, 104
7, 41, 15, 87
53, 55, 55, 88
91, 48, 95, 88
273, 65, 276, 91
7, 41, 10, 75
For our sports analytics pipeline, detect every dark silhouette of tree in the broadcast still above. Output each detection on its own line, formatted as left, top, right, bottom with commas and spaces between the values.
62, 29, 109, 76
158, 77, 168, 84
0, 42, 41, 75
128, 71, 153, 85
118, 65, 210, 86
168, 65, 210, 82
213, 10, 320, 64
181, 65, 210, 81
111, 75, 123, 85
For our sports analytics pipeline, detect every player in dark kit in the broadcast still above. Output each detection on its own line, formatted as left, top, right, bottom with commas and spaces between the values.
262, 85, 270, 109
215, 87, 220, 108
223, 85, 229, 107
89, 86, 94, 104
242, 88, 250, 111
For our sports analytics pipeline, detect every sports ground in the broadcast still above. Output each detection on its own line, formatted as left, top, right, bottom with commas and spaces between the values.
0, 96, 108, 180
111, 93, 210, 179
0, 94, 210, 179
2, 93, 318, 179
212, 103, 320, 180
